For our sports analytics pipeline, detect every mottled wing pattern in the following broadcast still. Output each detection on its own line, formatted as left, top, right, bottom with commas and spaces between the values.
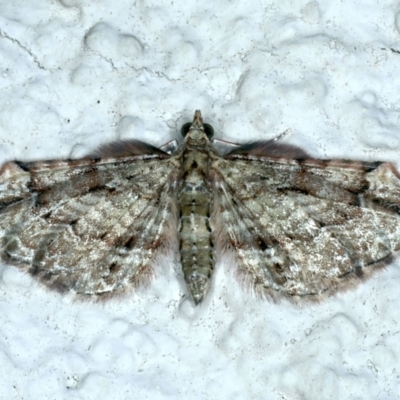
212, 152, 400, 301
2, 108, 399, 305
0, 145, 179, 299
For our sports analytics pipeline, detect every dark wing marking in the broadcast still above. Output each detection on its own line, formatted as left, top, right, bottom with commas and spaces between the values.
212, 148, 400, 301
0, 145, 179, 300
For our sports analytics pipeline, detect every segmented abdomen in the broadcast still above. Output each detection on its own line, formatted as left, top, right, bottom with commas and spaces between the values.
179, 151, 214, 304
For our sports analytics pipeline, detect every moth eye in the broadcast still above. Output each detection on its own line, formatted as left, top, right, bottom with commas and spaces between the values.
180, 122, 214, 139
180, 123, 192, 137
204, 123, 214, 139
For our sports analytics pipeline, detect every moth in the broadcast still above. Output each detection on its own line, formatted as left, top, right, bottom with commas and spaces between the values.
1, 110, 399, 304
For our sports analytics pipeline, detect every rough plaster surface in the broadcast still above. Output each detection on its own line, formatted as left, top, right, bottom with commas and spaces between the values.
1, 1, 400, 399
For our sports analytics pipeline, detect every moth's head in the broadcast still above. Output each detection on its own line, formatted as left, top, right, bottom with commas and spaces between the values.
180, 110, 214, 141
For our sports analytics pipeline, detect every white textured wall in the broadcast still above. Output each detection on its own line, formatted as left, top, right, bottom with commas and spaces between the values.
1, 1, 400, 399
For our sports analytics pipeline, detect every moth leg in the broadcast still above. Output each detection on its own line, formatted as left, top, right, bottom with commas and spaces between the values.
211, 139, 241, 156
271, 128, 292, 142
160, 139, 179, 155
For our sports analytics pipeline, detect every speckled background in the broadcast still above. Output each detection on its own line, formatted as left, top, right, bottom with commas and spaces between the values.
1, 1, 400, 399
